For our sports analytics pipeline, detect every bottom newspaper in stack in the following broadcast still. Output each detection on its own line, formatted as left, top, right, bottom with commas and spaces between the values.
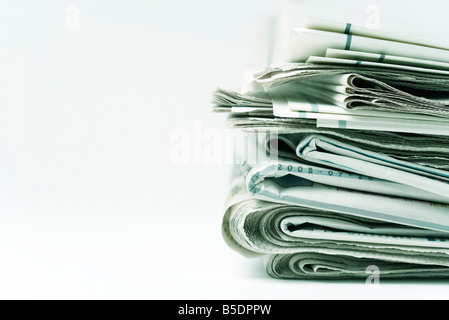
222, 131, 449, 280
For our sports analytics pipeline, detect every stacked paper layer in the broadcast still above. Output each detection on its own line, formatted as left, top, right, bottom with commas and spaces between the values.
213, 17, 449, 280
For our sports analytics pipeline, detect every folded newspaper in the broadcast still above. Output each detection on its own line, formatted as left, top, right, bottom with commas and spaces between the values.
214, 17, 449, 135
214, 17, 449, 280
223, 173, 449, 280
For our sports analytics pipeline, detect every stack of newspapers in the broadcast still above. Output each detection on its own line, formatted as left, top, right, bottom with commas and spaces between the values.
213, 17, 449, 280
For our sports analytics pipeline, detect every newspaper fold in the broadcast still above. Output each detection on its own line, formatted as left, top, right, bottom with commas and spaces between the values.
265, 251, 449, 280
212, 65, 449, 133
243, 133, 449, 233
288, 17, 449, 63
295, 134, 449, 198
223, 174, 449, 279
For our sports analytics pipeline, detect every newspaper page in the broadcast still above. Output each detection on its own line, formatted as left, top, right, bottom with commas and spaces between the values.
222, 165, 449, 279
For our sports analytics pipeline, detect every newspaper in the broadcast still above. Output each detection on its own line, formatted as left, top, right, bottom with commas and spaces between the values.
215, 15, 449, 280
269, 73, 449, 116
265, 251, 449, 280
253, 63, 449, 91
223, 173, 449, 279
241, 132, 449, 232
324, 48, 449, 73
308, 51, 449, 76
271, 94, 449, 136
224, 119, 449, 170
249, 19, 449, 121
287, 17, 449, 63
300, 17, 449, 51
295, 134, 449, 197
212, 68, 449, 133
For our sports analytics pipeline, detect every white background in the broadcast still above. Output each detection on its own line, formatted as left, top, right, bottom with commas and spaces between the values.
1, 0, 449, 299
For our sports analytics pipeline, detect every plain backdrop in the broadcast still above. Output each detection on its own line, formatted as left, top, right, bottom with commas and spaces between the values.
1, 0, 449, 299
